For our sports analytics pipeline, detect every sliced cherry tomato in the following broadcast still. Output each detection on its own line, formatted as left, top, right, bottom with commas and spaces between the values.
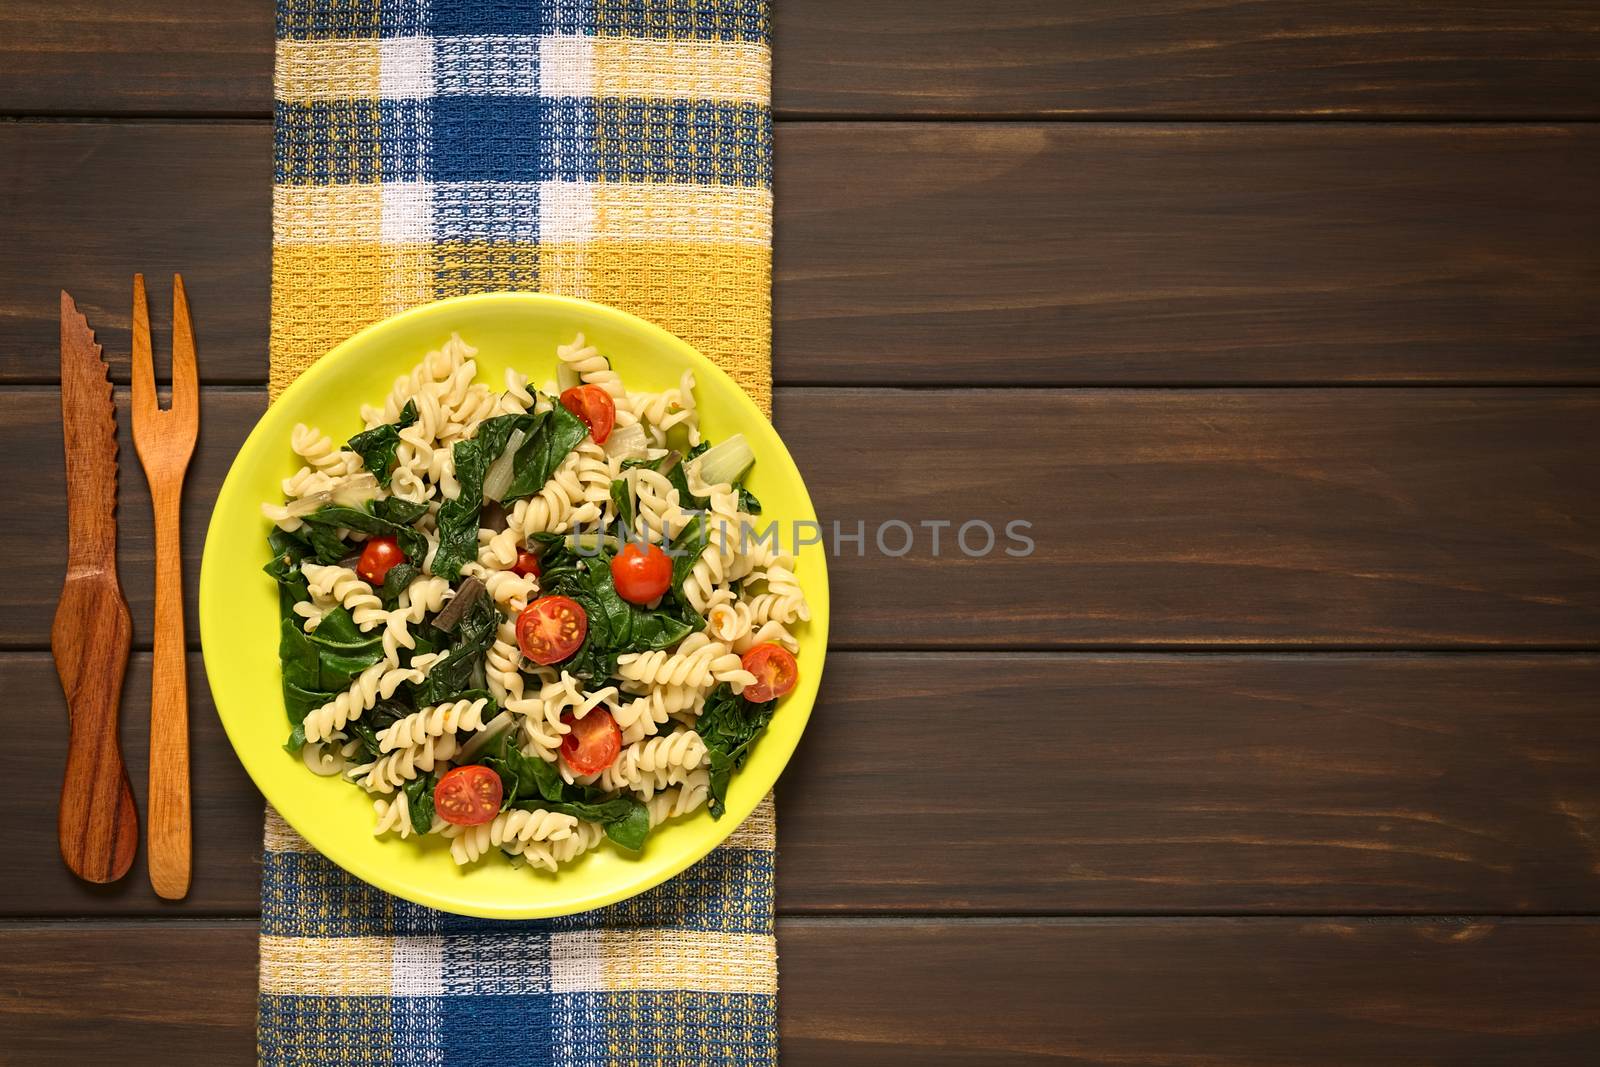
434, 765, 503, 826
740, 644, 799, 703
356, 536, 406, 586
609, 542, 672, 605
560, 384, 616, 444
517, 595, 588, 665
510, 549, 542, 579
560, 707, 623, 774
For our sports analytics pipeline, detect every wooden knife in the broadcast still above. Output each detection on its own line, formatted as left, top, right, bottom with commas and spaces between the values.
52, 291, 138, 883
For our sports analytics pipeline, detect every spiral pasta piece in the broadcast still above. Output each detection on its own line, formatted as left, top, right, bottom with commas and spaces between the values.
732, 619, 800, 656
745, 562, 810, 627
362, 334, 474, 428
446, 808, 579, 865
646, 773, 712, 828
631, 468, 686, 544
616, 634, 753, 692
598, 729, 708, 798
571, 438, 618, 517
485, 620, 524, 702
377, 697, 491, 752
291, 423, 364, 477
301, 653, 444, 744
612, 682, 705, 744
516, 819, 607, 872
350, 733, 459, 793
459, 563, 538, 613
372, 794, 444, 839
557, 333, 626, 402
301, 563, 387, 631
506, 671, 618, 740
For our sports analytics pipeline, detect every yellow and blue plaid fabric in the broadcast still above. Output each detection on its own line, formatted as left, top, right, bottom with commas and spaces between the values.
263, 2, 775, 1063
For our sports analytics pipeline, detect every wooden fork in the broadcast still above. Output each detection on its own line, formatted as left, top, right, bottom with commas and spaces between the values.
131, 274, 199, 900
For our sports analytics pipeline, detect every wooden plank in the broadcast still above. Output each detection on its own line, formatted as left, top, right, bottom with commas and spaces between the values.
776, 1, 1600, 119
775, 123, 1600, 385
5, 123, 1600, 386
8, 651, 1600, 915
5, 387, 1599, 650
0, 0, 269, 116
3, 2, 1600, 119
0, 123, 269, 385
3, 918, 1598, 1063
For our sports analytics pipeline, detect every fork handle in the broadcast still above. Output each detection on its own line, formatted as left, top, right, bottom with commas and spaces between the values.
147, 483, 190, 900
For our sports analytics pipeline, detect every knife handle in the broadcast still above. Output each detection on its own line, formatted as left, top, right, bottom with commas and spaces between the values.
53, 576, 138, 883
147, 485, 191, 900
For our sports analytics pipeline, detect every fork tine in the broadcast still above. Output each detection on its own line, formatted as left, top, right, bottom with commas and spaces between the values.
169, 274, 199, 420
130, 273, 158, 424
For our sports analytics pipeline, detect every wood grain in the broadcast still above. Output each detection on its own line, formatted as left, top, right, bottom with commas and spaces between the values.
0, 123, 269, 384
3, 2, 1599, 119
5, 123, 1600, 386
5, 387, 1600, 650
3, 918, 1597, 1064
775, 1, 1600, 119
775, 123, 1600, 384
7, 651, 1600, 916
51, 293, 137, 885
130, 274, 199, 901
0, 0, 269, 116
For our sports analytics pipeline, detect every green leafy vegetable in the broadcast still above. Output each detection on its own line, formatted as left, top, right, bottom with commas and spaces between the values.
500, 405, 589, 502
299, 504, 427, 563
534, 544, 697, 682
403, 772, 438, 832
696, 684, 779, 818
411, 594, 500, 706
609, 478, 634, 530
484, 733, 650, 850
377, 561, 421, 609
431, 409, 585, 580
343, 399, 417, 480
372, 497, 430, 526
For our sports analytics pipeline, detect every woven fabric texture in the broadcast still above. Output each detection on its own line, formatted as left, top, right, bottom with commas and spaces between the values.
263, 2, 775, 1063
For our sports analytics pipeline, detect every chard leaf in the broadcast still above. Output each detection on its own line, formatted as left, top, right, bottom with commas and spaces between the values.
411, 596, 500, 706
431, 411, 551, 580
377, 562, 421, 609
373, 497, 429, 526
344, 399, 417, 480
403, 772, 437, 832
486, 734, 650, 850
501, 405, 589, 502
609, 478, 634, 529
300, 504, 427, 562
696, 684, 779, 818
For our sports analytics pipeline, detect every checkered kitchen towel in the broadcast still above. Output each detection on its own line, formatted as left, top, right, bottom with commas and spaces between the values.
261, 2, 776, 1063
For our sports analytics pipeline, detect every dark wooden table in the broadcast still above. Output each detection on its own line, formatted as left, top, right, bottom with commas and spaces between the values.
4, 2, 1600, 1062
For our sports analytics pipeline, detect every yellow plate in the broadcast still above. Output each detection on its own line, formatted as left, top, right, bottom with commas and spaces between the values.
200, 293, 828, 918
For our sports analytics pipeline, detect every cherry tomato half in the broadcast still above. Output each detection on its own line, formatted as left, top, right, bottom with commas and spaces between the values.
510, 549, 542, 579
517, 595, 588, 665
434, 765, 503, 826
560, 707, 623, 774
560, 384, 616, 444
610, 543, 672, 605
740, 644, 799, 703
356, 536, 406, 586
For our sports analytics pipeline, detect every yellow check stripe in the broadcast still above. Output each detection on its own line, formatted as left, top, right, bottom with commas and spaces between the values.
275, 39, 382, 102
261, 935, 396, 995
275, 35, 770, 104
593, 930, 778, 994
